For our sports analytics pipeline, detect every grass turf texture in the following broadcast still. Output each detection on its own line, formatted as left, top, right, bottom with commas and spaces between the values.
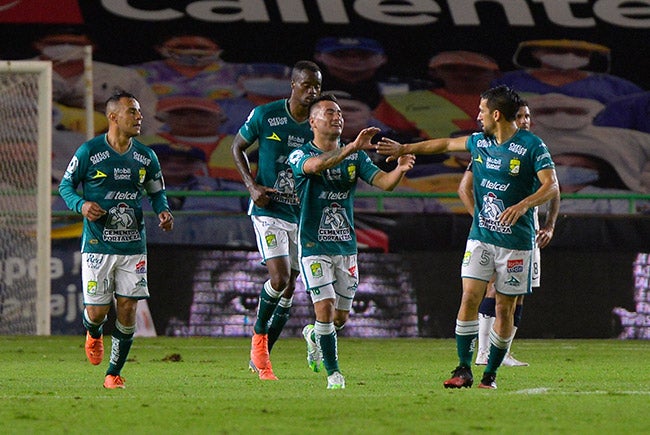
0, 337, 649, 434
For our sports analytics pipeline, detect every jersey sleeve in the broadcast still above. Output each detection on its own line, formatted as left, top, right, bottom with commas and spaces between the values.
532, 140, 555, 172
358, 150, 381, 185
144, 149, 171, 214
58, 146, 88, 214
237, 106, 261, 144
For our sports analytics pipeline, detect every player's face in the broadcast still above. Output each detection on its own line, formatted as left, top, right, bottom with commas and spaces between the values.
515, 105, 531, 130
311, 100, 343, 137
476, 98, 496, 135
290, 70, 322, 107
113, 98, 143, 137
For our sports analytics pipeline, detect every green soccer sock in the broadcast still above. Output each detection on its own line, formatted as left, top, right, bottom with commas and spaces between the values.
267, 297, 292, 353
485, 328, 511, 374
315, 321, 339, 375
455, 319, 479, 368
83, 309, 107, 339
254, 280, 281, 334
106, 321, 135, 376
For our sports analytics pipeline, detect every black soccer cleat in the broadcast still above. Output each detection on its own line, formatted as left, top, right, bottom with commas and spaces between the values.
478, 372, 497, 389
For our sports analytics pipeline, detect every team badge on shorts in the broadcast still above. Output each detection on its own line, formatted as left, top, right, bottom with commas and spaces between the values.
462, 251, 472, 265
310, 262, 323, 278
87, 280, 97, 295
265, 233, 277, 248
135, 260, 147, 274
507, 259, 524, 273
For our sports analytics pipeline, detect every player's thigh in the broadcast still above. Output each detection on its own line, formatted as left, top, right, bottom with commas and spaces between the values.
300, 255, 336, 302
252, 215, 298, 269
493, 247, 532, 296
82, 253, 116, 306
332, 255, 359, 311
114, 254, 150, 300
461, 239, 496, 282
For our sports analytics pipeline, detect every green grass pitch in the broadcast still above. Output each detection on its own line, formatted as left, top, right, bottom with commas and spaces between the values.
0, 336, 649, 434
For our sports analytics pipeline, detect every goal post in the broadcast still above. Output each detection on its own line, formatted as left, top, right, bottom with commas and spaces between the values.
0, 60, 52, 335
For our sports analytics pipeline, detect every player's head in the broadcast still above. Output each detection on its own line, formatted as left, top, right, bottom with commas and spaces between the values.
477, 85, 522, 135
515, 101, 531, 131
290, 60, 322, 107
105, 91, 142, 137
308, 94, 343, 137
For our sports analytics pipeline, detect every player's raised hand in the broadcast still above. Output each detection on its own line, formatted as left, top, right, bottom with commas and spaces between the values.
375, 137, 405, 162
396, 154, 416, 172
350, 127, 381, 151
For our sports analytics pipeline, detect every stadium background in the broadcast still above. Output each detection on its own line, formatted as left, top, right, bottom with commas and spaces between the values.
2, 0, 649, 338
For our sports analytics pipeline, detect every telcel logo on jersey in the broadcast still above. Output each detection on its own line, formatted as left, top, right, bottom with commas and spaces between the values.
480, 179, 510, 192
105, 191, 137, 200
319, 191, 349, 201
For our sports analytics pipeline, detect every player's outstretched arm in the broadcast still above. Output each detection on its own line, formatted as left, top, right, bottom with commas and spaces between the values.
304, 127, 381, 175
376, 136, 468, 162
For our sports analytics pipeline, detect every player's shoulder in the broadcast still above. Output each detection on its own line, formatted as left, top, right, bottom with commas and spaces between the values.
254, 98, 288, 116
79, 135, 108, 155
515, 129, 545, 146
131, 138, 158, 158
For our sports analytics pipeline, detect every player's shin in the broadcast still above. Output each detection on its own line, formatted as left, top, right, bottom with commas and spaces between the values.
254, 280, 281, 334
315, 321, 339, 375
107, 321, 135, 375
267, 296, 292, 352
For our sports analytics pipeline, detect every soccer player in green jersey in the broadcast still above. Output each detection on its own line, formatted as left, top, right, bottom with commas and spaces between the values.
288, 94, 415, 389
58, 92, 174, 389
231, 60, 322, 381
376, 85, 559, 389
459, 102, 561, 368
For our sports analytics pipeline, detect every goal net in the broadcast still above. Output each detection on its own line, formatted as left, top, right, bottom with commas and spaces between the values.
0, 61, 52, 335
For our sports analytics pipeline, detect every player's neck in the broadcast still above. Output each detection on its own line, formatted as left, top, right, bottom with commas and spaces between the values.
106, 131, 132, 153
494, 123, 519, 144
287, 98, 309, 123
312, 136, 339, 152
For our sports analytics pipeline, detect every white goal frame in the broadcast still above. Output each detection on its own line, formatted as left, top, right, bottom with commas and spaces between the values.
0, 61, 52, 335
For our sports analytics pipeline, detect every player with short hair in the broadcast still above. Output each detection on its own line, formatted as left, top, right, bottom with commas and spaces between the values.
231, 60, 322, 381
58, 91, 174, 389
458, 102, 560, 367
288, 94, 415, 389
377, 85, 559, 389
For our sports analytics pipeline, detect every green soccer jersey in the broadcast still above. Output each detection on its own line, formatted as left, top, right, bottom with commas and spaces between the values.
288, 142, 381, 257
58, 134, 170, 255
238, 99, 312, 223
467, 129, 554, 250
